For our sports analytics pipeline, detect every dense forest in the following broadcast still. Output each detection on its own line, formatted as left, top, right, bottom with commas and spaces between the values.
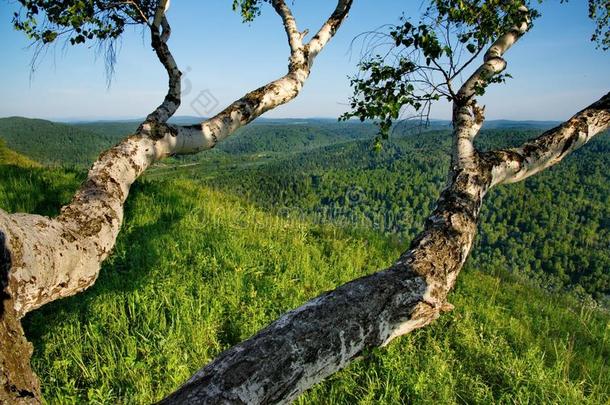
148, 122, 610, 307
0, 117, 121, 166
0, 117, 609, 403
2, 117, 609, 304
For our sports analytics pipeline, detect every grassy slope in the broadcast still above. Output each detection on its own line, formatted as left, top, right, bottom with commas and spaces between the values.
0, 139, 40, 167
147, 129, 610, 304
0, 150, 606, 403
0, 117, 124, 167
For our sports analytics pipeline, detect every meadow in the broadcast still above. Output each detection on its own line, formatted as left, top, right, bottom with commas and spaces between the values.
0, 118, 609, 403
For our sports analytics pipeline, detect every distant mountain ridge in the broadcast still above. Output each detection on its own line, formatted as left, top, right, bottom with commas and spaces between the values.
0, 116, 561, 168
58, 115, 562, 128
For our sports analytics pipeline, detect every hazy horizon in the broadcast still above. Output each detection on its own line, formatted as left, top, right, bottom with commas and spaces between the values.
0, 114, 565, 125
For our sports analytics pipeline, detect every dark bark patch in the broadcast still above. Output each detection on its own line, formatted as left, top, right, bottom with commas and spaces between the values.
138, 120, 178, 140
60, 231, 76, 243
560, 132, 579, 157
0, 297, 41, 402
0, 231, 11, 317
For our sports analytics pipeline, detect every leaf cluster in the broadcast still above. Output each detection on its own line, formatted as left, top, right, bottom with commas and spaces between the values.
432, 0, 536, 52
588, 0, 610, 50
12, 0, 158, 46
342, 1, 537, 139
232, 0, 271, 22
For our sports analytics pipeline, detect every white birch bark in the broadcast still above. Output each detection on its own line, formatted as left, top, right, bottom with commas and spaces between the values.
157, 92, 610, 405
0, 1, 353, 402
1, 1, 609, 404
156, 4, 610, 402
1, 0, 353, 320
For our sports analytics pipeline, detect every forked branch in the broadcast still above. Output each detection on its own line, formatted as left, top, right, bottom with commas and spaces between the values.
0, 1, 353, 402
484, 91, 610, 185
451, 3, 530, 169
164, 0, 354, 154
156, 4, 607, 402
144, 0, 181, 125
1, 0, 354, 321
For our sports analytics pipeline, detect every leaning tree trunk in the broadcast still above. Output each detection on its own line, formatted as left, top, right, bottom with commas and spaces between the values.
0, 0, 353, 402
156, 5, 610, 401
157, 91, 610, 405
1, 232, 39, 403
159, 159, 487, 403
1, 0, 609, 402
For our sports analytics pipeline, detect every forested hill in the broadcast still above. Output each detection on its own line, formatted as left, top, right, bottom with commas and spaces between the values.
146, 123, 610, 307
0, 127, 608, 403
0, 117, 610, 404
1, 116, 609, 307
0, 117, 123, 166
1, 117, 382, 166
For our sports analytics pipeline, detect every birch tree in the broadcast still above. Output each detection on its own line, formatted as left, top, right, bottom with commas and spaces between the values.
159, 1, 609, 403
1, 0, 609, 404
1, 0, 354, 402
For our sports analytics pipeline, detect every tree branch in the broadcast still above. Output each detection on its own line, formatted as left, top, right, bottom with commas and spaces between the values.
1, 0, 353, 321
306, 0, 353, 62
451, 4, 530, 172
0, 2, 354, 400
483, 91, 610, 186
271, 0, 304, 56
143, 1, 181, 125
456, 5, 529, 103
159, 153, 486, 404
452, 102, 485, 172
158, 0, 354, 155
152, 0, 170, 29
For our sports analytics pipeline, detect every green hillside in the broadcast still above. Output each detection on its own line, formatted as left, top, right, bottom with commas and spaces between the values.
0, 117, 124, 167
0, 119, 609, 403
149, 128, 610, 306
216, 121, 380, 154
73, 120, 140, 139
0, 162, 603, 403
1, 117, 381, 168
0, 138, 40, 167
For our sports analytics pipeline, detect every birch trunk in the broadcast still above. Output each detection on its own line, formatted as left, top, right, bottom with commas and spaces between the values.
157, 4, 610, 401
1, 0, 609, 403
0, 0, 353, 402
157, 90, 609, 403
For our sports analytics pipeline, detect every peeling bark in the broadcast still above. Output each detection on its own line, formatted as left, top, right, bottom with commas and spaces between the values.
1, 0, 353, 320
160, 270, 430, 404
0, 1, 353, 402
0, 230, 40, 404
157, 94, 610, 404
483, 91, 610, 185
1, 0, 609, 403
160, 160, 487, 403
156, 3, 610, 402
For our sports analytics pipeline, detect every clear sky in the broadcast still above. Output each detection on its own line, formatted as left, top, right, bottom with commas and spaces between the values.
0, 0, 608, 121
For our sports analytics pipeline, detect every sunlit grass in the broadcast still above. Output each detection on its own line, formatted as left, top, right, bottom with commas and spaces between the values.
0, 152, 608, 404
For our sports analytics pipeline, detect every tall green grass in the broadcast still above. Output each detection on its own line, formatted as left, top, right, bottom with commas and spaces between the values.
0, 139, 40, 168
0, 163, 605, 404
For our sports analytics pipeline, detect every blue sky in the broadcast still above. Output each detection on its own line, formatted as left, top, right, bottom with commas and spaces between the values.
0, 0, 608, 121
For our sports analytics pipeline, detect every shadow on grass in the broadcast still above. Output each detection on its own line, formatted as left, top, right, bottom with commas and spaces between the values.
0, 165, 85, 217
22, 180, 189, 344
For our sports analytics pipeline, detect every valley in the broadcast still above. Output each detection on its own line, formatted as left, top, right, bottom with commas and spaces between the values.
0, 117, 609, 403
